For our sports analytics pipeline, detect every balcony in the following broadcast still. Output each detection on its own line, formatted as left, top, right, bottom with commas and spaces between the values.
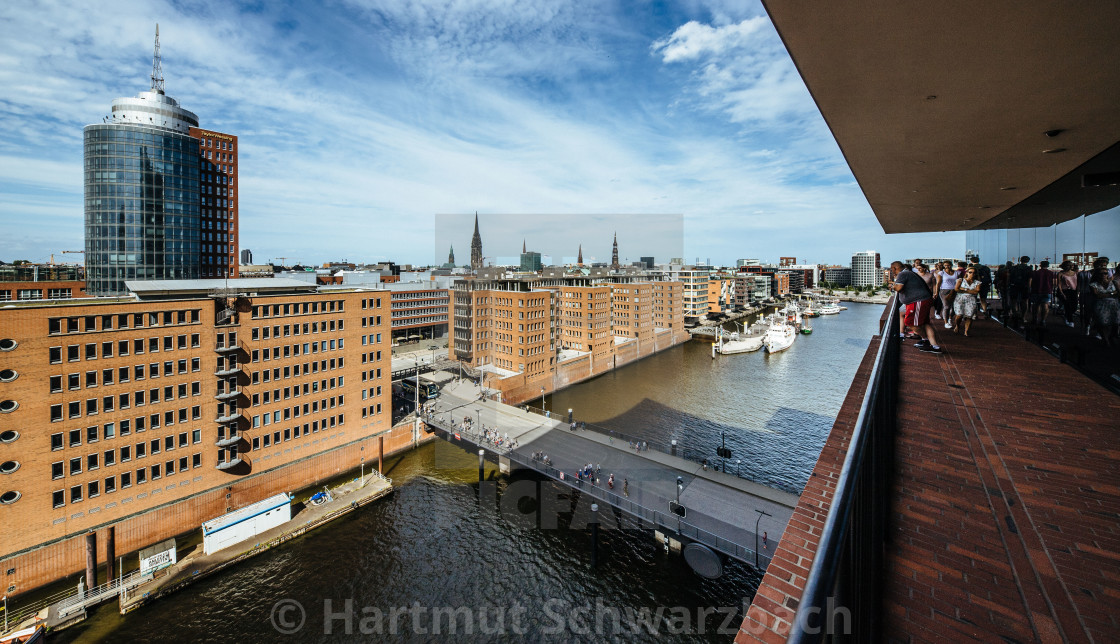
215, 458, 243, 471
214, 344, 241, 354
215, 411, 242, 423
215, 389, 241, 401
214, 365, 241, 377
215, 434, 242, 448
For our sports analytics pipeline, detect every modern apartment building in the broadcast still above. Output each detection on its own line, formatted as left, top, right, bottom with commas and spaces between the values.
678, 269, 710, 321
385, 284, 451, 344
851, 251, 882, 287
823, 266, 852, 287
0, 278, 392, 594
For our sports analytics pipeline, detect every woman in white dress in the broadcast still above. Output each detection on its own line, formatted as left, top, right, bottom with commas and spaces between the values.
952, 267, 982, 336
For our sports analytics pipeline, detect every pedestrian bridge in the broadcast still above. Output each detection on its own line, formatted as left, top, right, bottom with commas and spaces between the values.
424, 383, 798, 575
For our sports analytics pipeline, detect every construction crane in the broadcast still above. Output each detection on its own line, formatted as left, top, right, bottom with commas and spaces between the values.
50, 250, 85, 265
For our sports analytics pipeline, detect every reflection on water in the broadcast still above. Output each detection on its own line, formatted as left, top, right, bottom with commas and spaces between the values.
54, 304, 881, 643
549, 303, 881, 492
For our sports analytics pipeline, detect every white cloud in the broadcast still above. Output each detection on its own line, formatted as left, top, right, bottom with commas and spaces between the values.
0, 0, 965, 266
651, 17, 768, 63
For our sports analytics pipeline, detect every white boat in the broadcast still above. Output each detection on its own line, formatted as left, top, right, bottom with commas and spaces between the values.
713, 324, 763, 355
764, 320, 797, 353
818, 301, 842, 315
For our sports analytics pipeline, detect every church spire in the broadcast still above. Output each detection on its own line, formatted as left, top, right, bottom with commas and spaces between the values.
470, 211, 483, 270
448, 244, 455, 266
577, 244, 583, 266
522, 238, 526, 254
611, 232, 620, 270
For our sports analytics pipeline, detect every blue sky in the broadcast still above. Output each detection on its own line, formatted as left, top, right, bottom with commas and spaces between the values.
0, 0, 964, 267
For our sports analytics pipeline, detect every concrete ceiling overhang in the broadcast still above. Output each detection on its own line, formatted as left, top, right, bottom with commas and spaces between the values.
760, 2, 1120, 233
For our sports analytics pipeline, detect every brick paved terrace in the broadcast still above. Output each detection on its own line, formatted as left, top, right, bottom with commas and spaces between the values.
737, 312, 1120, 642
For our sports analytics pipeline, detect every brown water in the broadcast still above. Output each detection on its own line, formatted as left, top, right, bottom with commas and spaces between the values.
52, 304, 881, 643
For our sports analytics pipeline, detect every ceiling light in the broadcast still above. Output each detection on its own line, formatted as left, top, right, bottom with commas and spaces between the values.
1043, 148, 1067, 154
925, 95, 937, 101
1044, 129, 1065, 138
1000, 186, 1017, 191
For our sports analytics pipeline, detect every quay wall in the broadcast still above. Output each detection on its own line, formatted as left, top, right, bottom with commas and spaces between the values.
493, 328, 689, 406
0, 423, 431, 598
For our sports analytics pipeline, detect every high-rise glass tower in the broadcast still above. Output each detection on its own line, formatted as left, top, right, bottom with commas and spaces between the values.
83, 26, 220, 295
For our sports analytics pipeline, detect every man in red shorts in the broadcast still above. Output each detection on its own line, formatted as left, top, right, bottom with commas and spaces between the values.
890, 261, 942, 354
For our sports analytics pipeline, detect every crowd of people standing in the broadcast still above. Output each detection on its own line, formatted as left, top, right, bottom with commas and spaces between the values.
890, 254, 1118, 353
995, 255, 1118, 346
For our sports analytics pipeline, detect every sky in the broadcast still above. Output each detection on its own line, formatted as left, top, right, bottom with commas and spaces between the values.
0, 0, 965, 267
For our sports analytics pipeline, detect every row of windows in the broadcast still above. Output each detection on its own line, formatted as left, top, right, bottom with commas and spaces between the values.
52, 399, 201, 425
49, 337, 201, 364
52, 424, 200, 451
52, 430, 202, 478
51, 376, 201, 405
249, 343, 345, 366
250, 319, 343, 340
390, 316, 447, 327
50, 362, 201, 392
53, 454, 203, 508
249, 415, 343, 451
251, 396, 344, 426
49, 311, 201, 335
250, 377, 344, 407
252, 300, 346, 318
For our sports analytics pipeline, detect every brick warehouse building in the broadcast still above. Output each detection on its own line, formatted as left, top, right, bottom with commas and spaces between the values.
452, 275, 687, 405
0, 278, 395, 595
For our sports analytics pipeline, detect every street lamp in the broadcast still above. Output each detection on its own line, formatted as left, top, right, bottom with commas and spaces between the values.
413, 363, 421, 446
541, 386, 546, 415
754, 509, 772, 568
736, 459, 742, 477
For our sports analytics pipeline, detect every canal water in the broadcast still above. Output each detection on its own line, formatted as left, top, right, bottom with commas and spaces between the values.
55, 304, 881, 643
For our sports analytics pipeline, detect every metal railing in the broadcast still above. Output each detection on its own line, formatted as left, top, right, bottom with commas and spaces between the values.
515, 404, 799, 494
425, 416, 773, 569
55, 569, 152, 619
787, 295, 900, 642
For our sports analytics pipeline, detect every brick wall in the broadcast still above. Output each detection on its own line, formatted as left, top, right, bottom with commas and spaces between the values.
0, 422, 429, 597
735, 336, 878, 642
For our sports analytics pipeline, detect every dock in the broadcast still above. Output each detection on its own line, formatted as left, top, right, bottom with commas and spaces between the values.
119, 473, 392, 614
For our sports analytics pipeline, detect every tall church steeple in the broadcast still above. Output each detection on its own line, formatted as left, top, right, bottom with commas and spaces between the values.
448, 244, 455, 266
611, 232, 620, 270
577, 244, 583, 266
470, 212, 483, 270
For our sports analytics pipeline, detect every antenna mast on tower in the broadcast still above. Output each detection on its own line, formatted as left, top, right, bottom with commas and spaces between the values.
151, 24, 165, 93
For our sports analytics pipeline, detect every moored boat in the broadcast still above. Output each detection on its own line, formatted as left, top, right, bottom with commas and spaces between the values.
764, 320, 796, 353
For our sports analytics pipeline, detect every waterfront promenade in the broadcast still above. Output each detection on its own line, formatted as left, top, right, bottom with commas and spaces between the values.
736, 311, 1120, 641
